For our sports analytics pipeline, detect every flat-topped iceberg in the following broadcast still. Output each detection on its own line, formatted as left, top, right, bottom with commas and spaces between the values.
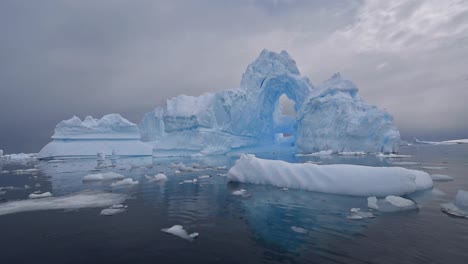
38, 114, 152, 159
227, 154, 432, 197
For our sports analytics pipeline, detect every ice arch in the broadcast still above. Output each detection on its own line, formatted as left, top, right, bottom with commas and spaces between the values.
255, 74, 311, 141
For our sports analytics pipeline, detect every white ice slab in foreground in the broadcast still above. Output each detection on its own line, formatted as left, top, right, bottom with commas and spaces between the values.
227, 154, 433, 197
0, 191, 127, 216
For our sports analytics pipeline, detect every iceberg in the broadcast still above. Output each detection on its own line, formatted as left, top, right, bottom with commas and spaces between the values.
138, 49, 400, 155
38, 114, 152, 159
38, 50, 401, 157
227, 154, 433, 197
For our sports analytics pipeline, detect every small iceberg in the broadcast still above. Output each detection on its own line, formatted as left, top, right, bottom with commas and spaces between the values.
431, 174, 454, 182
347, 208, 375, 220
198, 175, 211, 179
111, 178, 139, 187
146, 173, 168, 182
83, 172, 125, 181
368, 195, 418, 212
376, 153, 412, 158
100, 204, 128, 216
161, 225, 199, 241
28, 192, 53, 199
441, 190, 468, 218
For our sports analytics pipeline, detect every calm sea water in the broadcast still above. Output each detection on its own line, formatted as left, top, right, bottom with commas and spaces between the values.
0, 144, 467, 264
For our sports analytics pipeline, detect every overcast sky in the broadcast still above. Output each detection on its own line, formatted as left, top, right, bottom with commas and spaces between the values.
1, 0, 467, 153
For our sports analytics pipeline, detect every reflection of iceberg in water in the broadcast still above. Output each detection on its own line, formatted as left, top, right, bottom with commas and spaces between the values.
234, 184, 373, 251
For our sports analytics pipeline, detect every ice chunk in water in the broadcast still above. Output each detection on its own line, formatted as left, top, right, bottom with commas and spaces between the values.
83, 172, 125, 181
441, 190, 468, 218
431, 174, 454, 181
110, 178, 139, 187
161, 225, 199, 241
100, 204, 128, 216
146, 173, 168, 182
28, 192, 53, 199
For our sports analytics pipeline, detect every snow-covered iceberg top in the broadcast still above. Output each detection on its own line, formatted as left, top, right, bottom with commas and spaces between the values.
53, 114, 140, 139
227, 154, 432, 197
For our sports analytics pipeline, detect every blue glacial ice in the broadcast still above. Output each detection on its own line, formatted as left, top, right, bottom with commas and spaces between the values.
38, 49, 401, 158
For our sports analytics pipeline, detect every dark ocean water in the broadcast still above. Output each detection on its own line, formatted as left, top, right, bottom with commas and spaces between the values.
0, 144, 467, 264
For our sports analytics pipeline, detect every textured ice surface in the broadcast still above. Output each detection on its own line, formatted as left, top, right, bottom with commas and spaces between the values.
228, 154, 432, 196
415, 138, 468, 145
441, 190, 468, 217
0, 191, 127, 216
296, 73, 400, 153
161, 225, 199, 241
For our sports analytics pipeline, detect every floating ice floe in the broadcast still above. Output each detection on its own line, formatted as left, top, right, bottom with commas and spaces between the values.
146, 173, 168, 182
295, 150, 334, 157
291, 226, 308, 234
111, 178, 139, 187
376, 153, 412, 158
216, 166, 227, 170
13, 168, 40, 175
421, 166, 448, 170
1, 170, 9, 174
441, 190, 468, 218
161, 225, 199, 241
0, 153, 37, 163
100, 204, 128, 216
431, 174, 454, 182
28, 192, 52, 199
347, 208, 375, 220
0, 191, 127, 216
198, 175, 211, 179
391, 161, 420, 166
228, 154, 433, 197
179, 179, 198, 184
337, 151, 368, 156
83, 172, 125, 181
232, 189, 248, 196
367, 195, 417, 212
